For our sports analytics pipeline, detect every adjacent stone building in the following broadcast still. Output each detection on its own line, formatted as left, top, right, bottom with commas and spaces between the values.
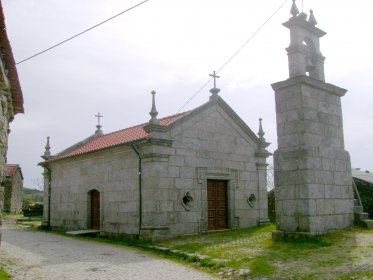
0, 1, 24, 212
352, 168, 373, 219
272, 1, 354, 235
40, 84, 271, 240
3, 164, 23, 213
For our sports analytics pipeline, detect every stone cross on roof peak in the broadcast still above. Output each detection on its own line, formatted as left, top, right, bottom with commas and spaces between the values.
95, 112, 103, 135
209, 71, 221, 100
209, 71, 220, 88
95, 113, 103, 126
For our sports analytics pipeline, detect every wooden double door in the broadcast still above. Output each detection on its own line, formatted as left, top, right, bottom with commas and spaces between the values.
207, 180, 228, 230
90, 190, 100, 230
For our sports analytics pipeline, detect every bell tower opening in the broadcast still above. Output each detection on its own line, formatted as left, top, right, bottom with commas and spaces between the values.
283, 4, 326, 81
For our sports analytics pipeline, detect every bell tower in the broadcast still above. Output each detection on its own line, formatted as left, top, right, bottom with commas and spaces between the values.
272, 0, 354, 236
285, 4, 326, 81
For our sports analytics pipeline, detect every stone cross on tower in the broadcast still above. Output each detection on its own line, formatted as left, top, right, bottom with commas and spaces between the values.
95, 113, 103, 135
209, 71, 221, 100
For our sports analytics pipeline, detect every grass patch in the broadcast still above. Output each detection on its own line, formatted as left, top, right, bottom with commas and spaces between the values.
0, 267, 10, 280
249, 258, 275, 276
153, 224, 373, 279
16, 218, 42, 228
338, 271, 373, 279
173, 242, 205, 252
2, 213, 22, 218
279, 234, 334, 247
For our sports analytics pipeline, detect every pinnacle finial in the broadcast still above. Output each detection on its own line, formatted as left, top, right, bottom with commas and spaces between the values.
95, 113, 103, 135
149, 90, 159, 124
258, 118, 265, 141
255, 118, 271, 158
290, 0, 299, 17
43, 136, 51, 159
308, 9, 317, 26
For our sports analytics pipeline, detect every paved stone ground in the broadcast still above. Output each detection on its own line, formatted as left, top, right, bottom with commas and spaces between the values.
0, 222, 217, 280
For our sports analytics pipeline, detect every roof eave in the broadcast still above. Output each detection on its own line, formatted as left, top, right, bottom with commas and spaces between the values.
0, 1, 24, 115
40, 137, 150, 165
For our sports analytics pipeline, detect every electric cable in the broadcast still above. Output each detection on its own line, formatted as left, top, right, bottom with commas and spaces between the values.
16, 0, 150, 65
176, 0, 290, 113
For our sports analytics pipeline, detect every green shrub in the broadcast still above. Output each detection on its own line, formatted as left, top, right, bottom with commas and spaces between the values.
22, 203, 43, 217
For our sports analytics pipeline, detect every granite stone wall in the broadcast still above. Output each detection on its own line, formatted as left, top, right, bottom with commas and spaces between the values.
44, 146, 139, 235
0, 89, 9, 212
3, 168, 23, 213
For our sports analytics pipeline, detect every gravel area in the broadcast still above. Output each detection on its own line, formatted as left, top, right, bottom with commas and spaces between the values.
0, 222, 217, 280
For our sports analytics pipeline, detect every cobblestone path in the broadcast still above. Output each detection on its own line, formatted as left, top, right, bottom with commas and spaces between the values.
0, 223, 217, 280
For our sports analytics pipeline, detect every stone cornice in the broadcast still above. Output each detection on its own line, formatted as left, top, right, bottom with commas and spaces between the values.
271, 75, 347, 97
137, 138, 173, 147
283, 15, 326, 37
143, 124, 168, 133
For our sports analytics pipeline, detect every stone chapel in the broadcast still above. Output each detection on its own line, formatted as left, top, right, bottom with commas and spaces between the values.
40, 81, 271, 240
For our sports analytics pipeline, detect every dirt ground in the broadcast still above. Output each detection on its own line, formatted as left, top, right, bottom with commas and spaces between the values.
0, 218, 216, 280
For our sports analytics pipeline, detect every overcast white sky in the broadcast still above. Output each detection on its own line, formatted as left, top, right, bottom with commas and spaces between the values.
3, 0, 373, 189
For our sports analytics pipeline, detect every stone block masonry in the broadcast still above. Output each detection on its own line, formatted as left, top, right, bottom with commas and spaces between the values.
273, 77, 354, 233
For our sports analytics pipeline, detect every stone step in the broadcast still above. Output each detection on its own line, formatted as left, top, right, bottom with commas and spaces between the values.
355, 212, 369, 221
66, 230, 100, 236
354, 206, 364, 214
354, 199, 360, 206
365, 220, 373, 229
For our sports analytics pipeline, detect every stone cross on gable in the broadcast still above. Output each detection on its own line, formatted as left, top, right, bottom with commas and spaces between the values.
95, 113, 103, 126
95, 113, 103, 135
209, 71, 220, 89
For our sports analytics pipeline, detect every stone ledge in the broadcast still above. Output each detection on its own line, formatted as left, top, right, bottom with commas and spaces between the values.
272, 230, 326, 241
130, 243, 225, 266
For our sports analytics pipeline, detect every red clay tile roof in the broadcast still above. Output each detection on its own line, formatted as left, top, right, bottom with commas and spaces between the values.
51, 112, 189, 161
0, 1, 24, 114
5, 163, 18, 177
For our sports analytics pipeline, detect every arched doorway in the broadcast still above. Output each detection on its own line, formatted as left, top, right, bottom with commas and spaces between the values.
89, 190, 100, 230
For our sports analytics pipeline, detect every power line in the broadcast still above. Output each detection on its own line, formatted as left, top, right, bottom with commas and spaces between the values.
16, 0, 150, 65
177, 0, 290, 113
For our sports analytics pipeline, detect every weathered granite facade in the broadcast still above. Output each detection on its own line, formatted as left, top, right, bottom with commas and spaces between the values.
272, 1, 354, 234
41, 88, 271, 240
0, 2, 24, 213
0, 89, 8, 211
3, 164, 23, 213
